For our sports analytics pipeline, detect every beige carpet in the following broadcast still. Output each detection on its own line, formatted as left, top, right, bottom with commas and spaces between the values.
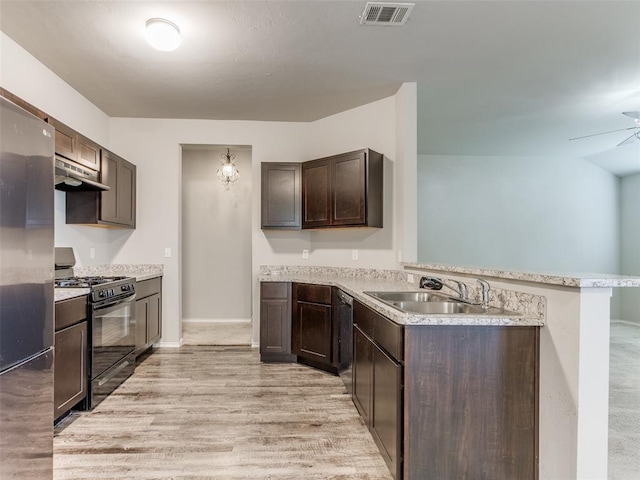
609, 321, 640, 480
182, 321, 252, 346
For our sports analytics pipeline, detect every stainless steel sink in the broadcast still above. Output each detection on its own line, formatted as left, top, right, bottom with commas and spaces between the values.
365, 291, 451, 303
364, 291, 518, 316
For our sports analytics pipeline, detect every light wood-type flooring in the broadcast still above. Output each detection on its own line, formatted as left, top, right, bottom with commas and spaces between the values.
53, 322, 639, 479
182, 321, 252, 346
54, 346, 392, 480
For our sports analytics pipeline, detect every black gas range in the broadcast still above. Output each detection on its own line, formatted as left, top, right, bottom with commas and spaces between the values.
54, 248, 137, 410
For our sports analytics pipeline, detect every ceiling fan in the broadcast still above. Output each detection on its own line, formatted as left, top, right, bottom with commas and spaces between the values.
570, 111, 640, 147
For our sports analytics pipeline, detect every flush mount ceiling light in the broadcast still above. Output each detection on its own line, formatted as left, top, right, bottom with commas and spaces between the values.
145, 18, 181, 51
217, 148, 240, 190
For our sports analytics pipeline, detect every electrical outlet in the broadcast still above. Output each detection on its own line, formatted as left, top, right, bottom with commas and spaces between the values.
407, 273, 415, 283
352, 249, 358, 261
164, 247, 172, 258
90, 247, 95, 259
302, 249, 309, 259
397, 250, 403, 262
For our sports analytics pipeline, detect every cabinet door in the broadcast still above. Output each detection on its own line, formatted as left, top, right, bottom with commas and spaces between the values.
100, 150, 136, 228
261, 163, 301, 229
302, 158, 331, 228
372, 343, 403, 480
146, 293, 161, 344
260, 283, 294, 362
135, 298, 148, 354
77, 134, 100, 170
116, 158, 136, 228
50, 118, 77, 162
100, 149, 119, 223
260, 297, 291, 354
352, 325, 373, 424
294, 301, 332, 362
332, 151, 366, 226
54, 321, 87, 420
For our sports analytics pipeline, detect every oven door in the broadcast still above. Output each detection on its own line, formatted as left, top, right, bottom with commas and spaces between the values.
90, 295, 135, 381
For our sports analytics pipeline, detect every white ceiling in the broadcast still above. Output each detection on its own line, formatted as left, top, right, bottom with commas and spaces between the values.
1, 0, 639, 175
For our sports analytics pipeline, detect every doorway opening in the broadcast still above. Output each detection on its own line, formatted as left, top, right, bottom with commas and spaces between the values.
180, 144, 252, 346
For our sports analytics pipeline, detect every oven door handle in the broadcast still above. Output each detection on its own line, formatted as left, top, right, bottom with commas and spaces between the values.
97, 358, 132, 387
93, 294, 137, 311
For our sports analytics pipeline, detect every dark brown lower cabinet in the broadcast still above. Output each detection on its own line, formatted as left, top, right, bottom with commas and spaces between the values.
353, 300, 539, 480
135, 278, 162, 357
54, 296, 88, 421
260, 282, 295, 362
292, 283, 334, 372
352, 305, 403, 480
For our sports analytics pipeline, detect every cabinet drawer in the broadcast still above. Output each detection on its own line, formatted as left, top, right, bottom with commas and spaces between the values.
136, 277, 161, 298
295, 283, 331, 305
375, 314, 404, 363
55, 296, 87, 331
354, 300, 404, 363
261, 282, 290, 299
353, 300, 375, 338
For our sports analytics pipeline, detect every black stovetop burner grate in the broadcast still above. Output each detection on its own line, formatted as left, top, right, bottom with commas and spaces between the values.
54, 276, 129, 288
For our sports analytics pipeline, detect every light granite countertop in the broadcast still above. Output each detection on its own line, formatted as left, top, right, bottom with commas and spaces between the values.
403, 262, 640, 288
259, 266, 544, 327
74, 264, 163, 282
54, 288, 89, 302
54, 264, 163, 302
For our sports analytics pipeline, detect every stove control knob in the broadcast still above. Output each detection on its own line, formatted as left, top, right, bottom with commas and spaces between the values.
99, 291, 107, 298
109, 289, 114, 296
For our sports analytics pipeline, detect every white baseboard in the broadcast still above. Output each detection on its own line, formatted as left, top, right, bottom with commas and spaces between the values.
611, 319, 640, 327
251, 341, 260, 349
155, 339, 183, 348
182, 318, 251, 324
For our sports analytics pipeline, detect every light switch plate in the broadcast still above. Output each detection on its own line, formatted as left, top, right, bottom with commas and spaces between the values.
352, 249, 358, 261
164, 247, 172, 258
302, 249, 309, 259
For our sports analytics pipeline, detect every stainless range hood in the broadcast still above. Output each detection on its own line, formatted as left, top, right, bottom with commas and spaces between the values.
54, 156, 110, 192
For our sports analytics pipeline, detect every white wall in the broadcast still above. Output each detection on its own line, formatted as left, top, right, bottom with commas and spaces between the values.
181, 145, 252, 321
620, 173, 640, 324
0, 33, 109, 146
417, 154, 620, 273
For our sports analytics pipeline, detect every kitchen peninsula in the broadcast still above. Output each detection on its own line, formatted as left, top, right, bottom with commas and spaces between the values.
259, 263, 640, 480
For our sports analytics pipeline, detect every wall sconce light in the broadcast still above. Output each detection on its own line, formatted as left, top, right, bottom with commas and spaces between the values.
146, 18, 181, 51
217, 148, 240, 190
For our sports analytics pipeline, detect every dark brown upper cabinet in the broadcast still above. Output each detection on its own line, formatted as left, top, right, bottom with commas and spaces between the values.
261, 163, 301, 229
302, 148, 383, 229
66, 148, 136, 228
47, 116, 100, 171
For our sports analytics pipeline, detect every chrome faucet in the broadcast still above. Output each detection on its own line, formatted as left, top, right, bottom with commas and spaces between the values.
476, 278, 491, 309
419, 276, 468, 302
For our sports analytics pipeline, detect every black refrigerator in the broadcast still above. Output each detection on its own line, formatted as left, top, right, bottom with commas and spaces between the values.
0, 96, 55, 479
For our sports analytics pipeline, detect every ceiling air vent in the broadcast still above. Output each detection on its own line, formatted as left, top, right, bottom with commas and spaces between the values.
360, 2, 415, 26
